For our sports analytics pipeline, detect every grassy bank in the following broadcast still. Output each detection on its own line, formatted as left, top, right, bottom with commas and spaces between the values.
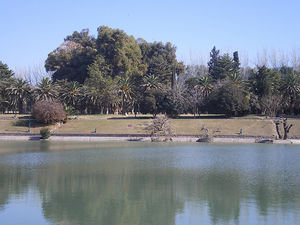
1, 114, 300, 137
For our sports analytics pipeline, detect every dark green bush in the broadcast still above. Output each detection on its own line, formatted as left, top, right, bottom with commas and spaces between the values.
40, 128, 51, 139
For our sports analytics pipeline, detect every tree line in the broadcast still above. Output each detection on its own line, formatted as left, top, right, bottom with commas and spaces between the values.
1, 26, 300, 117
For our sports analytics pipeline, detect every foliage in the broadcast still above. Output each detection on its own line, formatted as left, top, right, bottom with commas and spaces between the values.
0, 61, 14, 80
2, 27, 300, 117
96, 26, 146, 77
40, 128, 51, 139
32, 100, 67, 124
45, 29, 97, 83
0, 61, 15, 112
279, 68, 300, 114
208, 47, 239, 81
208, 46, 220, 80
139, 40, 184, 88
249, 66, 280, 97
140, 89, 164, 117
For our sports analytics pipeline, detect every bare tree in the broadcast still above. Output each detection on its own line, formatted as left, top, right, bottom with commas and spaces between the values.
14, 62, 52, 86
278, 49, 290, 67
260, 94, 283, 117
256, 48, 269, 67
187, 87, 203, 117
274, 118, 293, 140
290, 48, 300, 71
269, 49, 278, 69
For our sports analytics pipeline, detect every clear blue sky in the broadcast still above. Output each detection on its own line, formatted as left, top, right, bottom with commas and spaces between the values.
1, 0, 300, 69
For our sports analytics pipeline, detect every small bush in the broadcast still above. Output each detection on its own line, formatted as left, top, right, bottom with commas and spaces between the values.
144, 115, 174, 142
40, 128, 51, 139
32, 100, 67, 124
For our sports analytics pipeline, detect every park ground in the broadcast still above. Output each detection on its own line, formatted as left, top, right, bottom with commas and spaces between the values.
0, 114, 300, 138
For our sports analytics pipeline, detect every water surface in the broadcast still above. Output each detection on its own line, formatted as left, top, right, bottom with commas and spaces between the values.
0, 141, 299, 225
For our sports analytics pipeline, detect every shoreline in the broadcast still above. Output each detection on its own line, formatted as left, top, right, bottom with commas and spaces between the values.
0, 134, 300, 144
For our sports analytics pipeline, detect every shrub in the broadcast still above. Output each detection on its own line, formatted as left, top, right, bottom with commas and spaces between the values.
32, 100, 67, 124
204, 80, 249, 117
144, 115, 174, 142
40, 128, 51, 139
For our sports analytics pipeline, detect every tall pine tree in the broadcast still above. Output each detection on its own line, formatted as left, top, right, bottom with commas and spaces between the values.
208, 46, 220, 80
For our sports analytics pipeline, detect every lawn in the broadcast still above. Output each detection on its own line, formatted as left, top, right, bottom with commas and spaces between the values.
0, 114, 299, 137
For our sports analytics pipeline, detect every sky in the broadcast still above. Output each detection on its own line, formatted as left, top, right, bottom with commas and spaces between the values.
1, 0, 300, 70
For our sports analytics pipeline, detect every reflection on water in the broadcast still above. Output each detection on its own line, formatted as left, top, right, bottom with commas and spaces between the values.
0, 142, 299, 225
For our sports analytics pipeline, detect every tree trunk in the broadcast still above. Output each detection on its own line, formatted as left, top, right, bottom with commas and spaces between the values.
283, 118, 293, 140
275, 120, 282, 139
18, 100, 23, 114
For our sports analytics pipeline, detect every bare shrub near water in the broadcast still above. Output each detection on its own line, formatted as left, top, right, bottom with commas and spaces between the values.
145, 115, 174, 142
32, 100, 67, 124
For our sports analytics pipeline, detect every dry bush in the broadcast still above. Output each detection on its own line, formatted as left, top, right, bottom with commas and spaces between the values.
32, 100, 67, 124
144, 115, 174, 142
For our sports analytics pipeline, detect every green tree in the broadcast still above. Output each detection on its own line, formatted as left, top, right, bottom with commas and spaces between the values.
85, 64, 120, 114
0, 61, 15, 112
139, 41, 184, 88
213, 54, 235, 80
233, 51, 240, 76
249, 66, 280, 98
45, 29, 97, 83
208, 47, 238, 81
205, 80, 249, 116
0, 61, 14, 80
96, 26, 146, 78
208, 46, 220, 80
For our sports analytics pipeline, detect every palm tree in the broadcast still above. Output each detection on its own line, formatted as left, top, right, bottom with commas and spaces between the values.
119, 76, 133, 114
142, 74, 162, 91
198, 76, 213, 97
33, 77, 58, 101
229, 72, 244, 87
280, 72, 300, 113
59, 81, 82, 109
6, 78, 31, 114
80, 86, 102, 114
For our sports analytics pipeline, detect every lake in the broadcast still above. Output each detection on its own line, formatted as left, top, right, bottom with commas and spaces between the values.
0, 141, 299, 225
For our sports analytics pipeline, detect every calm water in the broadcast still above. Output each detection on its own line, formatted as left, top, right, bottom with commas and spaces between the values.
0, 141, 299, 225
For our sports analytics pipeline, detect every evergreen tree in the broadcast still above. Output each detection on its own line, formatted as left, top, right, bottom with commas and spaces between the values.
213, 54, 235, 80
233, 51, 240, 75
0, 61, 14, 80
208, 46, 220, 80
249, 66, 280, 97
0, 61, 15, 112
